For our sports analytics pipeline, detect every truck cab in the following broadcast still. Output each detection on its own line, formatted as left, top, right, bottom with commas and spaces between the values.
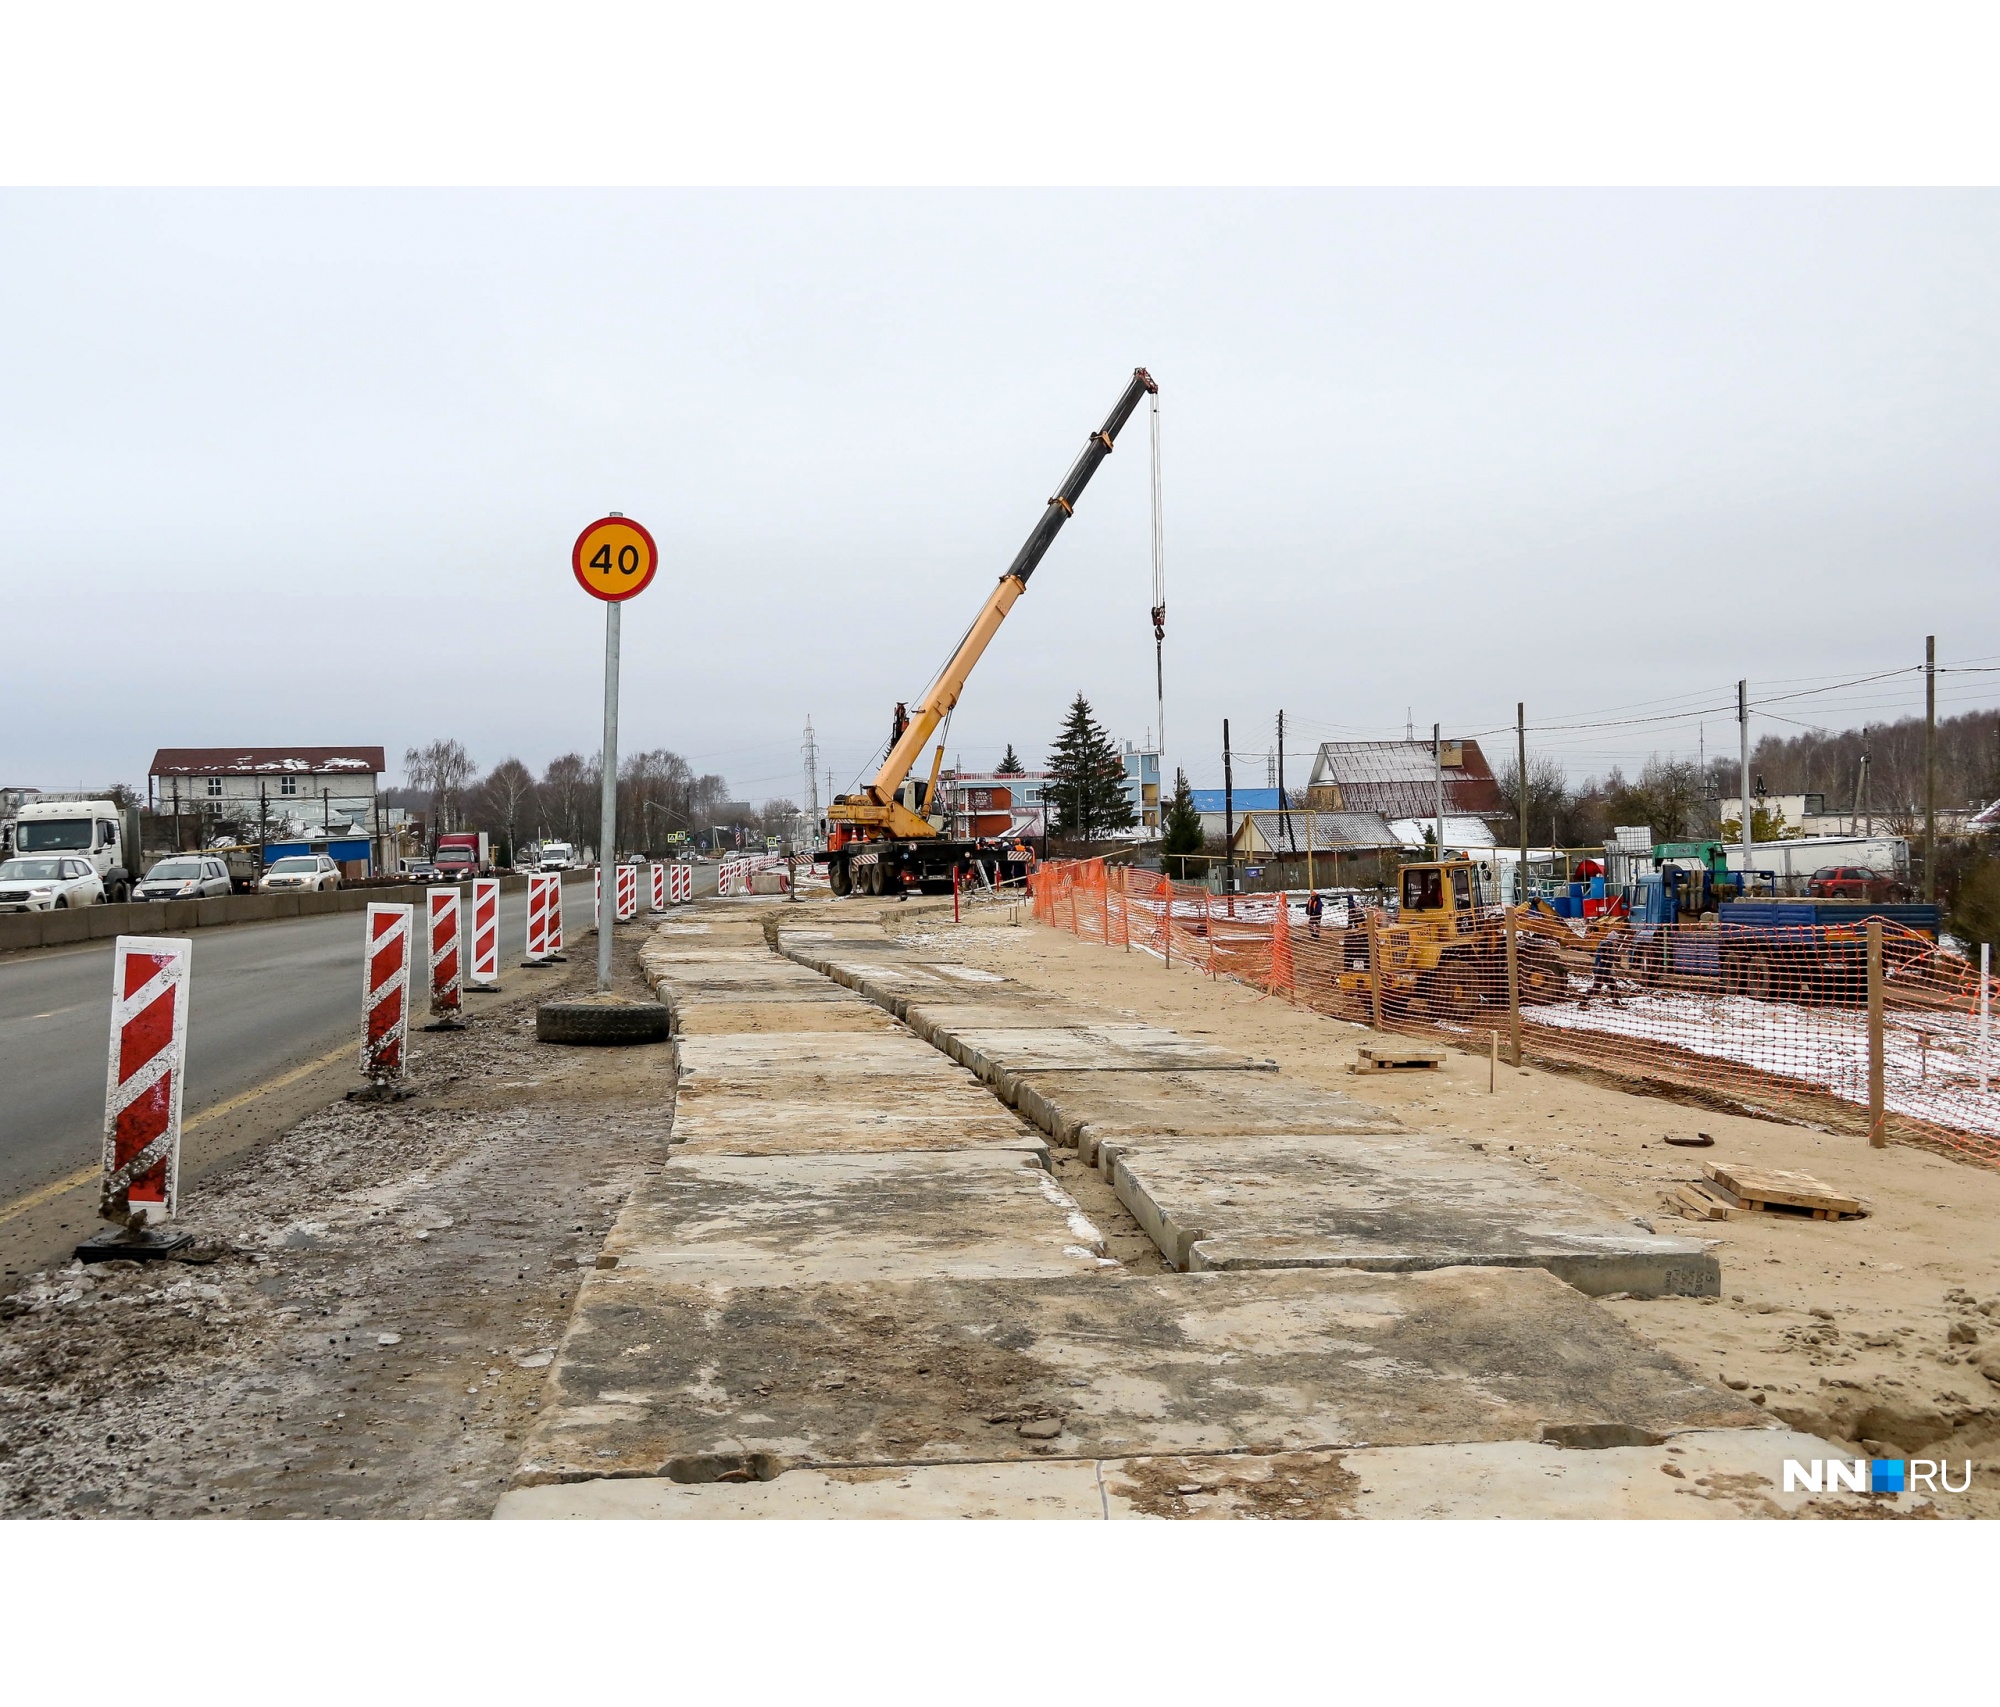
11, 798, 135, 902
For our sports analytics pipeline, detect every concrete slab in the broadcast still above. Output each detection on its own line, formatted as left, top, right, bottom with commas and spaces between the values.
1008, 1070, 1403, 1162
900, 1000, 1104, 1047
644, 947, 779, 964
496, 1458, 1108, 1518
670, 1001, 902, 1036
603, 1150, 1108, 1286
672, 1094, 1044, 1156
1100, 1132, 1719, 1297
1099, 1428, 1885, 1519
499, 1428, 1888, 1519
513, 1265, 1759, 1483
938, 1024, 1276, 1096
672, 1031, 956, 1077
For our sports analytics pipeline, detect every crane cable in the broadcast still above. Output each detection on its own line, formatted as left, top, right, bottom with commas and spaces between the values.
1149, 391, 1166, 764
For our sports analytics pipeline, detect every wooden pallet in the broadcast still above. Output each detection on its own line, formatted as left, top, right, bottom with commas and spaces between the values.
1677, 1163, 1863, 1222
1673, 1180, 1740, 1221
1351, 1044, 1444, 1074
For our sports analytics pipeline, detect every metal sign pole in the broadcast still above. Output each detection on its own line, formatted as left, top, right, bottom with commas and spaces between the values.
597, 598, 621, 994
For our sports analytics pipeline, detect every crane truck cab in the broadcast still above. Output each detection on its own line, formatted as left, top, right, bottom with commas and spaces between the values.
10, 798, 136, 902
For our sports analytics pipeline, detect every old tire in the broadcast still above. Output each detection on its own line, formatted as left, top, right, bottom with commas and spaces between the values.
536, 1000, 672, 1047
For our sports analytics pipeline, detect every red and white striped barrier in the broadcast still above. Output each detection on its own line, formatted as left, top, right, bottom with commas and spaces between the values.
469, 876, 500, 988
649, 861, 665, 911
98, 935, 191, 1228
525, 872, 559, 962
671, 863, 692, 904
363, 903, 414, 1083
594, 866, 602, 929
616, 862, 637, 921
426, 886, 464, 1027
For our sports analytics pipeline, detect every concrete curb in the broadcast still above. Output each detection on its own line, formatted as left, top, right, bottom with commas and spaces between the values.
0, 869, 594, 956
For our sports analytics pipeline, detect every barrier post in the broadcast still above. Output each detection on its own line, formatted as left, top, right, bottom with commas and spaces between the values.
1505, 908, 1522, 1067
523, 872, 555, 965
616, 862, 637, 921
1868, 918, 1886, 1147
78, 935, 194, 1260
362, 902, 414, 1090
650, 861, 665, 912
424, 887, 465, 1030
468, 876, 501, 991
1982, 941, 1991, 1097
548, 872, 566, 958
1366, 908, 1385, 1032
594, 865, 603, 931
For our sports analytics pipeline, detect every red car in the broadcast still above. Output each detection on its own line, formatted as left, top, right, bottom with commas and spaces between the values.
1807, 865, 1906, 901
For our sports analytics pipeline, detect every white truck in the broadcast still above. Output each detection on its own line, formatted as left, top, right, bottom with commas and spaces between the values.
538, 842, 575, 871
8, 798, 139, 902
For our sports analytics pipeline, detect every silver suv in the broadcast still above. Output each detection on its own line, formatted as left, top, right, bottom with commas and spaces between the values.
137, 856, 234, 900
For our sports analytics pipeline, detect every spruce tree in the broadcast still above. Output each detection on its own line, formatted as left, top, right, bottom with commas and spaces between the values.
1161, 767, 1204, 879
996, 744, 1025, 776
1045, 694, 1136, 841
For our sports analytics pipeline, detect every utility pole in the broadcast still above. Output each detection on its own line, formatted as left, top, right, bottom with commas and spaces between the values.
1738, 679, 1752, 884
1222, 719, 1235, 898
1278, 710, 1295, 855
1517, 702, 1528, 905
802, 717, 820, 852
1433, 722, 1444, 856
1924, 634, 1937, 902
1861, 729, 1872, 837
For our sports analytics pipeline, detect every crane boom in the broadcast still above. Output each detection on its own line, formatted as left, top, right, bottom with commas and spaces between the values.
835, 367, 1158, 841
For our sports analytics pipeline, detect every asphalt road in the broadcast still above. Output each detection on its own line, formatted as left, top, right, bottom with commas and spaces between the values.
0, 886, 550, 1209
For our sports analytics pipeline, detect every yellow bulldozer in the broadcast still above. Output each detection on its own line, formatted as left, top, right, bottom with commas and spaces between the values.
1333, 860, 1569, 1022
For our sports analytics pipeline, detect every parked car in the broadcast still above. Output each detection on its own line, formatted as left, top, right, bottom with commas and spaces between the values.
0, 856, 106, 911
1806, 865, 1907, 902
136, 855, 234, 901
259, 854, 342, 893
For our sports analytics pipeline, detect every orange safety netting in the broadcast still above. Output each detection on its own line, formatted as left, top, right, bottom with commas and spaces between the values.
1028, 859, 2000, 1168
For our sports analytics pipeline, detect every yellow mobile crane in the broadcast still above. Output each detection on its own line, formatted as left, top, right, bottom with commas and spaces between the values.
827, 367, 1158, 897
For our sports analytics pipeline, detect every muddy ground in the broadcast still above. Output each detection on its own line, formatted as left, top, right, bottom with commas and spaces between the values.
0, 937, 671, 1518
886, 902, 2000, 1516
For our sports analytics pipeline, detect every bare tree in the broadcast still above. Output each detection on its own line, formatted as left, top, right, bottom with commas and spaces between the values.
540, 752, 598, 852
471, 757, 538, 862
404, 739, 477, 833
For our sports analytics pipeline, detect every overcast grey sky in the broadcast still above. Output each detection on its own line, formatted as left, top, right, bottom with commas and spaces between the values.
4, 190, 1996, 806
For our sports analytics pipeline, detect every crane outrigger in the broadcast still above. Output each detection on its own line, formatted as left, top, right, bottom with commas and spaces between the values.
826, 367, 1158, 897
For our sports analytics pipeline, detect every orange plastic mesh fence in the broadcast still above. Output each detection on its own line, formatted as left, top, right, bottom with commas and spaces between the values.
1028, 860, 2000, 1168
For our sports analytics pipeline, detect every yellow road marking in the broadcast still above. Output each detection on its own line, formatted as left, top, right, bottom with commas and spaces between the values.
0, 1038, 355, 1227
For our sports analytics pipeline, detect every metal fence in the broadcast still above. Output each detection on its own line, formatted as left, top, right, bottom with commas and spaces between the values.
1029, 858, 2000, 1169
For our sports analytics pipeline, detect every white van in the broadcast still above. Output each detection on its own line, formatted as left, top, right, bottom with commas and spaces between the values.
539, 842, 575, 871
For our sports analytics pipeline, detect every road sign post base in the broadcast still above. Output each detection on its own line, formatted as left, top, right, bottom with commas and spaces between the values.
346, 1080, 417, 1106
75, 1225, 195, 1265
421, 1016, 468, 1032
467, 982, 503, 993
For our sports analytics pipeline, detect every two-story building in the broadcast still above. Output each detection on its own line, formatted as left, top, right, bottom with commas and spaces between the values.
147, 746, 386, 871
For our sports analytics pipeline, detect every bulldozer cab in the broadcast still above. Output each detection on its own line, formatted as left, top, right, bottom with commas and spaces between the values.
1400, 861, 1477, 920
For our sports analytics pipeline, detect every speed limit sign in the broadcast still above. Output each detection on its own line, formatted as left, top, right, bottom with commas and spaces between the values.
572, 515, 659, 602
